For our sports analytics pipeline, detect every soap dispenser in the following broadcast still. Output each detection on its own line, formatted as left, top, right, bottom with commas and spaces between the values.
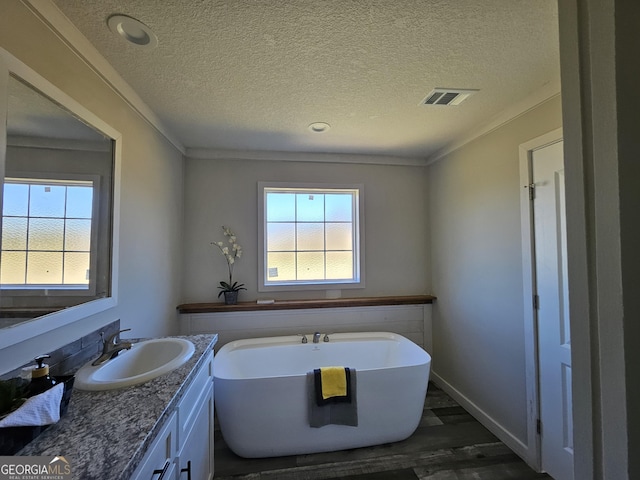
28, 355, 57, 396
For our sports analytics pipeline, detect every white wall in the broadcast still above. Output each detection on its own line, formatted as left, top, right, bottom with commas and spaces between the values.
0, 3, 184, 373
182, 156, 430, 303
427, 96, 562, 453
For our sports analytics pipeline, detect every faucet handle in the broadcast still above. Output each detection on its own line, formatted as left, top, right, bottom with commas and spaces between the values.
296, 334, 308, 344
323, 333, 335, 342
106, 328, 131, 344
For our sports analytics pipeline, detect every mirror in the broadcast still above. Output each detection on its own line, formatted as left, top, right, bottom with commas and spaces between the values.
0, 52, 119, 347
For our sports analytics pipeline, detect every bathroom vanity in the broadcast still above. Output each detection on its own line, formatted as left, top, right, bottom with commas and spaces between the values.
17, 334, 217, 480
131, 340, 215, 480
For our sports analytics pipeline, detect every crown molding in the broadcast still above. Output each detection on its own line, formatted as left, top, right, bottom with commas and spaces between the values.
185, 147, 428, 167
22, 0, 185, 154
426, 78, 562, 165
8, 135, 111, 152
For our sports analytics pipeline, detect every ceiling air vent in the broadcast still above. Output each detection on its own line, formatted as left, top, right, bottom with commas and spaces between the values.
420, 88, 478, 106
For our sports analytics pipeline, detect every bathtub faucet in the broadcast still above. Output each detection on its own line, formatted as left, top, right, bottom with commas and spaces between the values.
313, 332, 321, 343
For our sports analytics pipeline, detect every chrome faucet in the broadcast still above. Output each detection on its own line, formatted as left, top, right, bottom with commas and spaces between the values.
313, 332, 321, 344
92, 328, 133, 366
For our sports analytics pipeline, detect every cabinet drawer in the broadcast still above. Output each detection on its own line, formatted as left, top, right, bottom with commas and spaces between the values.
131, 411, 177, 480
178, 349, 213, 442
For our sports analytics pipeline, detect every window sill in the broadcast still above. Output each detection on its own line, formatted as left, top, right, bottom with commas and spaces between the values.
177, 294, 435, 314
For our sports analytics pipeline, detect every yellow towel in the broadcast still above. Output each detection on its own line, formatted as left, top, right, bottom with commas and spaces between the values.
320, 367, 347, 399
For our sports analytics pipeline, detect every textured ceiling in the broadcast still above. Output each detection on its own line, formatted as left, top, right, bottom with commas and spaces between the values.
9, 75, 108, 142
51, 0, 560, 160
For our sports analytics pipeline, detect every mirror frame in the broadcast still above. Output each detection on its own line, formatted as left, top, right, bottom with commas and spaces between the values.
0, 47, 121, 349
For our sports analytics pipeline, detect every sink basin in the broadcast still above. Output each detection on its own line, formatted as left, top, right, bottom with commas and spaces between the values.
75, 338, 195, 391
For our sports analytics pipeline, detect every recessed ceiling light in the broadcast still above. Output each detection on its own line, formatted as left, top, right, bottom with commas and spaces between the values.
308, 122, 331, 133
107, 14, 158, 49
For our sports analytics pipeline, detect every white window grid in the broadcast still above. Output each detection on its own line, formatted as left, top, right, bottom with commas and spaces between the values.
259, 182, 364, 292
1, 176, 97, 291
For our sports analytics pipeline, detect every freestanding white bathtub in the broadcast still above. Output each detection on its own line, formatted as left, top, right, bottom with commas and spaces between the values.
214, 331, 431, 458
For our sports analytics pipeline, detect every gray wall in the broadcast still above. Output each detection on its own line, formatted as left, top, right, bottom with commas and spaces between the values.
616, 3, 640, 475
182, 156, 430, 303
427, 96, 562, 446
0, 3, 184, 373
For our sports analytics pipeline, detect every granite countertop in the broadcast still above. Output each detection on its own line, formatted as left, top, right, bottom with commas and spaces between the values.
18, 334, 218, 480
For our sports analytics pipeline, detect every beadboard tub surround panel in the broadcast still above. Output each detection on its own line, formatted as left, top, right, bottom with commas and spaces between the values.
179, 304, 432, 352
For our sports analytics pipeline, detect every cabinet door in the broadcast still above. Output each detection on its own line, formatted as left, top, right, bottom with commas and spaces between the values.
131, 412, 177, 480
177, 384, 214, 480
179, 351, 214, 442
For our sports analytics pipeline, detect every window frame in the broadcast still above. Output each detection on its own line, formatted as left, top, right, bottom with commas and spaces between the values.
1, 172, 100, 297
258, 181, 365, 292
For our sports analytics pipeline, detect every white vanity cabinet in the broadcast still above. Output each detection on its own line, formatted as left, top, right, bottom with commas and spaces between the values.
132, 349, 215, 480
177, 350, 215, 479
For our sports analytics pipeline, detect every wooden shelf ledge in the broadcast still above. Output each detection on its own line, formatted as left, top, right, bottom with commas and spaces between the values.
177, 294, 436, 314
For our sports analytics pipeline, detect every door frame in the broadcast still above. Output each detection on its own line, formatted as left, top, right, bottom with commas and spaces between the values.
519, 127, 564, 471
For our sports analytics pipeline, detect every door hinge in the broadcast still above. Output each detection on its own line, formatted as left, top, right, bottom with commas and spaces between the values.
528, 183, 536, 200
534, 294, 540, 310
537, 418, 542, 435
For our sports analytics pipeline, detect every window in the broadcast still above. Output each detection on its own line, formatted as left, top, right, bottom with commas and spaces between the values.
1, 176, 98, 293
259, 182, 364, 291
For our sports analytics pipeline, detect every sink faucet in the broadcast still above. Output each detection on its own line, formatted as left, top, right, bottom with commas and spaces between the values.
313, 332, 321, 344
92, 328, 133, 366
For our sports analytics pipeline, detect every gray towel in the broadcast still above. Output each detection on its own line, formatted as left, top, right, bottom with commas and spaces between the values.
307, 369, 358, 428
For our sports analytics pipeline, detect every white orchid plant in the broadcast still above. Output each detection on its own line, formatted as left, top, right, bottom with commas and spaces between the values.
212, 226, 246, 297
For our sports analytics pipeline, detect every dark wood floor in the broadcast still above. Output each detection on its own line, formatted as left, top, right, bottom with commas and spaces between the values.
214, 383, 551, 480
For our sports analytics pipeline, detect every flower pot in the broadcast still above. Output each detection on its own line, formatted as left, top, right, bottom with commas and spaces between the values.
223, 291, 238, 305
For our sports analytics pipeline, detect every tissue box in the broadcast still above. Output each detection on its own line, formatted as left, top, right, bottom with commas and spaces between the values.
0, 375, 74, 455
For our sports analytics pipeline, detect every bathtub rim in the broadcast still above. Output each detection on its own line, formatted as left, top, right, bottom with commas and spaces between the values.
217, 330, 422, 352
213, 331, 431, 381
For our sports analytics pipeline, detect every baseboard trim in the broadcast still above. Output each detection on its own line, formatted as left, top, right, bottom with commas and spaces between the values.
430, 371, 540, 471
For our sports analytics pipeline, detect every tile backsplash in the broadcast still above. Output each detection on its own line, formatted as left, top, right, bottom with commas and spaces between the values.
0, 320, 120, 380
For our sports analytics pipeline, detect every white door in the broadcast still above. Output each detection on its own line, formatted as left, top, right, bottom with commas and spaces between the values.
532, 140, 574, 480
